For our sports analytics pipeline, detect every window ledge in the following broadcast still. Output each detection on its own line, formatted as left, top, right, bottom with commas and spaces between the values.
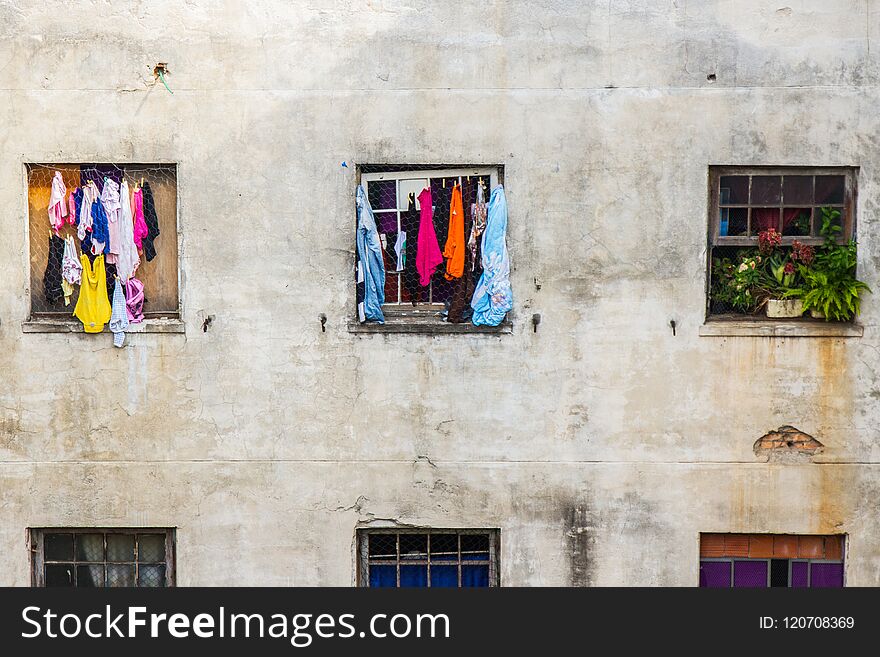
22, 318, 185, 334
699, 319, 863, 338
348, 318, 512, 335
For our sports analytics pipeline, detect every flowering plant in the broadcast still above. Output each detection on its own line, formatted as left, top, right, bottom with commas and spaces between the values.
758, 227, 782, 255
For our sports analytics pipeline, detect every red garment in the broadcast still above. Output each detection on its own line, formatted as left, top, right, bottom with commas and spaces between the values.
753, 208, 803, 232
416, 187, 443, 287
443, 183, 465, 280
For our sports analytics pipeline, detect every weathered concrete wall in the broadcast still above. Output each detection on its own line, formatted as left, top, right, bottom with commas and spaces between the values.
1, 0, 879, 585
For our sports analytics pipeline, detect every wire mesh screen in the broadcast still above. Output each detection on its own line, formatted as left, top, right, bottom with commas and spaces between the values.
27, 163, 179, 317
359, 165, 501, 323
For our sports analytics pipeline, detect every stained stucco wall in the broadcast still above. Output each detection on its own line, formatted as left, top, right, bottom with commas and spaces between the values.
1, 0, 879, 586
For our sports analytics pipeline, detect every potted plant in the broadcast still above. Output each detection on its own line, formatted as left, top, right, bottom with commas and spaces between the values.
783, 208, 870, 321
759, 228, 805, 318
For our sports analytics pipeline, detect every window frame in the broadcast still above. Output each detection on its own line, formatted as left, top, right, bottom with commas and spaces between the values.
29, 527, 177, 587
708, 166, 857, 248
699, 557, 845, 588
359, 165, 501, 307
356, 528, 500, 587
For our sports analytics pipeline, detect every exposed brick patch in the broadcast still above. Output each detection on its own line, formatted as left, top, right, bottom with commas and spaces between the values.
753, 425, 824, 462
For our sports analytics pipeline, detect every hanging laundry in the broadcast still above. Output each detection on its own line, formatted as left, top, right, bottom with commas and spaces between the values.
443, 183, 465, 280
60, 236, 83, 306
356, 259, 366, 323
76, 183, 94, 242
356, 185, 385, 323
415, 187, 443, 287
73, 254, 112, 333
141, 181, 161, 261
400, 193, 421, 301
115, 180, 140, 282
48, 171, 68, 233
471, 186, 513, 327
446, 181, 477, 323
109, 279, 129, 347
394, 231, 406, 272
468, 181, 488, 272
43, 234, 65, 304
89, 183, 111, 256
101, 178, 121, 264
67, 188, 78, 226
132, 185, 148, 251
124, 277, 145, 323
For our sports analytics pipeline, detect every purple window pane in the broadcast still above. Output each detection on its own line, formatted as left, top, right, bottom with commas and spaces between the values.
368, 180, 397, 210
810, 563, 844, 588
733, 560, 768, 588
791, 561, 809, 588
375, 211, 398, 234
699, 561, 731, 588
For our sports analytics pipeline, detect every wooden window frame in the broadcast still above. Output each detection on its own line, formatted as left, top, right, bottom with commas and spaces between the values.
29, 527, 177, 587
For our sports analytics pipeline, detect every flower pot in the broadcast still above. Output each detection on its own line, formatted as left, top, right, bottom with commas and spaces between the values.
810, 308, 825, 319
766, 299, 804, 318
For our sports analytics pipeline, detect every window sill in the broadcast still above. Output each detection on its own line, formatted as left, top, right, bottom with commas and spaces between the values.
699, 318, 863, 338
348, 318, 512, 335
22, 318, 185, 334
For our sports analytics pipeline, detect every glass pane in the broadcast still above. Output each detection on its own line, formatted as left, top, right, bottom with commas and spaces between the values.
107, 564, 135, 587
45, 564, 74, 587
751, 176, 781, 204
726, 208, 748, 236
815, 175, 845, 204
783, 175, 813, 204
76, 565, 104, 588
44, 533, 74, 561
751, 208, 779, 234
399, 565, 428, 587
430, 534, 458, 560
791, 561, 809, 588
810, 562, 844, 588
733, 560, 768, 587
430, 565, 458, 587
368, 534, 397, 560
461, 565, 490, 587
106, 535, 135, 562
461, 534, 490, 561
400, 534, 428, 560
76, 534, 104, 562
369, 565, 397, 587
699, 561, 731, 588
137, 564, 166, 587
367, 179, 396, 210
719, 176, 748, 204
138, 534, 166, 563
782, 209, 811, 236
814, 206, 844, 237
375, 211, 398, 234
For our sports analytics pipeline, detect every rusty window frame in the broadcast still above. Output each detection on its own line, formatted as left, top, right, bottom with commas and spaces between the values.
29, 527, 176, 587
356, 528, 500, 587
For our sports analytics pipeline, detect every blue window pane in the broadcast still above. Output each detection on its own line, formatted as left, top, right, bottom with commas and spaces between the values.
699, 561, 731, 588
461, 565, 489, 587
400, 565, 427, 587
430, 565, 458, 587
369, 565, 397, 588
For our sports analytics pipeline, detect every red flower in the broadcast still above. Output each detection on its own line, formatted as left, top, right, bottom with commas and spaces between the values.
791, 240, 814, 265
758, 228, 782, 255
784, 262, 795, 275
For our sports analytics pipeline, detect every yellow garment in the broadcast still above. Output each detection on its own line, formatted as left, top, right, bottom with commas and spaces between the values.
61, 279, 73, 306
73, 254, 112, 333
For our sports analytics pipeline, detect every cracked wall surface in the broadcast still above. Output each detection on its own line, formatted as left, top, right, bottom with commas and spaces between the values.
1, 1, 879, 585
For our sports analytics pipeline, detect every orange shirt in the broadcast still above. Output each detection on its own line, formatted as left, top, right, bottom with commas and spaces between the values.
443, 183, 465, 280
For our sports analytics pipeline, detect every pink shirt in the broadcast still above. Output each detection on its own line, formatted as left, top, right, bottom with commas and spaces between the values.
132, 188, 148, 250
416, 187, 443, 287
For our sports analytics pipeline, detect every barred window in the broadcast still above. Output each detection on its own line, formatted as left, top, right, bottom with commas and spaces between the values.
30, 528, 176, 587
357, 529, 499, 587
707, 166, 858, 319
699, 533, 844, 588
27, 163, 179, 320
358, 165, 502, 325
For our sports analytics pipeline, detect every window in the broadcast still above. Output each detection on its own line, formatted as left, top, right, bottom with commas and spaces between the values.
357, 165, 502, 327
707, 166, 857, 319
699, 533, 844, 588
30, 528, 176, 587
27, 163, 179, 321
357, 529, 499, 587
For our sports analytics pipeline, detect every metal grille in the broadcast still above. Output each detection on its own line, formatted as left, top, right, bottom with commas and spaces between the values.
359, 165, 501, 323
358, 529, 499, 588
33, 529, 174, 587
27, 163, 179, 317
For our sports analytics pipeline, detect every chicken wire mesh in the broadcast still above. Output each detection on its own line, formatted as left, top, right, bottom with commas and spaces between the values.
27, 163, 179, 318
359, 164, 502, 323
